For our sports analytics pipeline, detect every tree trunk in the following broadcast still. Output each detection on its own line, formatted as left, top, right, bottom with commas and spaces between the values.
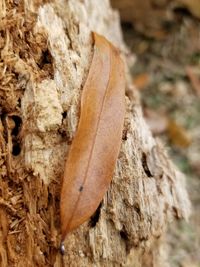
0, 0, 190, 266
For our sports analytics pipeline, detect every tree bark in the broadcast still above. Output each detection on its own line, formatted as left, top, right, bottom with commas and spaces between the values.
0, 0, 190, 266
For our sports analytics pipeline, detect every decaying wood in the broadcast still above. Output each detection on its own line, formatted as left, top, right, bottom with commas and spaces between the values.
0, 0, 190, 266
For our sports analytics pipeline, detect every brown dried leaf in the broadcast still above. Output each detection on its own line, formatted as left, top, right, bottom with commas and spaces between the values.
110, 0, 173, 39
133, 73, 150, 90
167, 119, 191, 148
60, 32, 125, 241
177, 0, 200, 19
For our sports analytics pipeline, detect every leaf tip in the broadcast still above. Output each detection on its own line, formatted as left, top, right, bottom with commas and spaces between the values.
60, 241, 65, 255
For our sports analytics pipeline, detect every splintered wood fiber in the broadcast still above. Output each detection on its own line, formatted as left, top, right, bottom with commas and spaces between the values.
0, 1, 58, 266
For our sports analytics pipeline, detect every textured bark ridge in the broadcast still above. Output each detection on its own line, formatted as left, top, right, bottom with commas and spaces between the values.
0, 1, 190, 267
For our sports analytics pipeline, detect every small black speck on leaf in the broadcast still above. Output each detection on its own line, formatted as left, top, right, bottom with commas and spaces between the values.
79, 186, 83, 192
